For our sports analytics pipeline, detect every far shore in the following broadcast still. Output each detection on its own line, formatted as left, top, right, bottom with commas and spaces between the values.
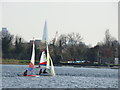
1, 62, 119, 69
1, 59, 120, 68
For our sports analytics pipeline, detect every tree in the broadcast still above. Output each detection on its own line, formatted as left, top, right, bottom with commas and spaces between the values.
53, 32, 84, 62
2, 30, 14, 58
67, 32, 83, 45
97, 30, 117, 64
57, 34, 67, 47
104, 29, 116, 46
14, 36, 24, 59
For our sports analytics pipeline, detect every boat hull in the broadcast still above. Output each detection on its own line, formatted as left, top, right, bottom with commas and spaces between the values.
39, 73, 54, 76
17, 74, 40, 77
17, 73, 54, 77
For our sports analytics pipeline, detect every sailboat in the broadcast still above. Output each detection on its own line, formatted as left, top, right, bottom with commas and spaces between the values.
27, 39, 40, 77
18, 38, 40, 77
28, 39, 35, 71
18, 21, 55, 77
38, 21, 56, 76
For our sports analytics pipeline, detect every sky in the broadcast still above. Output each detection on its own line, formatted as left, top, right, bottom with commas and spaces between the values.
2, 1, 118, 46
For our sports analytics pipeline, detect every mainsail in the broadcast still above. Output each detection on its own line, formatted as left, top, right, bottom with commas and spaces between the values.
28, 39, 35, 71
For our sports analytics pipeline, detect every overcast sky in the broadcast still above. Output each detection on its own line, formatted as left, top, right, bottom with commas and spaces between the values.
2, 2, 118, 46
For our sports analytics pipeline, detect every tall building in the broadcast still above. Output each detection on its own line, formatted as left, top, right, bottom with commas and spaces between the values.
2, 27, 8, 32
2, 27, 8, 37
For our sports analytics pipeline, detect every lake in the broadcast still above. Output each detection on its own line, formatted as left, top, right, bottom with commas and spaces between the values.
1, 64, 118, 88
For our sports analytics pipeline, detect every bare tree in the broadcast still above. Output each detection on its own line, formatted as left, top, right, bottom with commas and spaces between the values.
67, 32, 83, 45
57, 34, 67, 47
2, 30, 14, 58
104, 29, 116, 46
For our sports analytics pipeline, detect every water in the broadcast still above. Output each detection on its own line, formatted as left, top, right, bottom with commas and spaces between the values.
1, 64, 118, 88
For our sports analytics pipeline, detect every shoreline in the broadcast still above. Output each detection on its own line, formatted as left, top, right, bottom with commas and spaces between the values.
1, 63, 119, 69
1, 59, 120, 69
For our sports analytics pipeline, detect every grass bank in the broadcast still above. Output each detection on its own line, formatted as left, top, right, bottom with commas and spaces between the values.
2, 59, 36, 65
1, 59, 120, 69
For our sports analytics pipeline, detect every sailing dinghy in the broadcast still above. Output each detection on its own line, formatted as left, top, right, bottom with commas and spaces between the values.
38, 21, 56, 76
18, 21, 56, 77
18, 38, 40, 77
38, 44, 55, 76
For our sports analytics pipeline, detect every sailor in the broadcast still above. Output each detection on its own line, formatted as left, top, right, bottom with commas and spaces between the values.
38, 65, 41, 68
23, 70, 28, 76
39, 69, 42, 75
43, 68, 47, 73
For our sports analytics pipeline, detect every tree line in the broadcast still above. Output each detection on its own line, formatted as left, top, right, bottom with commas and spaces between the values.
1, 29, 120, 65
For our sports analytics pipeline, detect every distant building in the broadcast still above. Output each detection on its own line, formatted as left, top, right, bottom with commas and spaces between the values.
30, 39, 47, 49
2, 27, 8, 37
2, 27, 8, 32
30, 39, 41, 45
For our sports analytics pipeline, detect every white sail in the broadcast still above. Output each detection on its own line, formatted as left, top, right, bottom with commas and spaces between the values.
28, 38, 35, 71
46, 44, 56, 76
50, 56, 56, 76
39, 50, 47, 67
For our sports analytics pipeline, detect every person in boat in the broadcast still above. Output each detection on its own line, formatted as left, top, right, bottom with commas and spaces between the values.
39, 69, 42, 75
23, 70, 28, 76
38, 65, 41, 68
36, 65, 41, 68
43, 68, 47, 73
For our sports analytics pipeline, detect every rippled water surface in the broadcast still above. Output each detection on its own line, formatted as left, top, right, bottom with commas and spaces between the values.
1, 64, 118, 88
